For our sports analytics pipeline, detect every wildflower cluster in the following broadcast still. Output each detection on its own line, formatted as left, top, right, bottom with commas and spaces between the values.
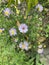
0, 3, 45, 53
0, 1, 48, 65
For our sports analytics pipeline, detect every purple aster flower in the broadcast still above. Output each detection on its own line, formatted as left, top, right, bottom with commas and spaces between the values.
19, 41, 29, 50
18, 23, 28, 33
0, 28, 5, 33
36, 4, 43, 12
3, 8, 11, 17
9, 28, 17, 36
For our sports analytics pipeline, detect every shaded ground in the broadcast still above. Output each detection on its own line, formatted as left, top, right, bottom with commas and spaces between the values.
40, 14, 49, 65
40, 48, 49, 65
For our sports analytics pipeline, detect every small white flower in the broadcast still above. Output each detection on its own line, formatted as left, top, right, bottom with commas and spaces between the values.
38, 45, 42, 48
19, 23, 28, 33
18, 0, 21, 4
39, 17, 42, 21
0, 28, 5, 33
36, 4, 43, 12
14, 38, 18, 42
37, 48, 43, 54
19, 41, 29, 50
3, 8, 11, 17
14, 0, 21, 4
9, 28, 17, 36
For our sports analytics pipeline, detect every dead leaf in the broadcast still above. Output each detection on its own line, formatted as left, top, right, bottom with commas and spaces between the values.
38, 37, 46, 42
16, 21, 20, 27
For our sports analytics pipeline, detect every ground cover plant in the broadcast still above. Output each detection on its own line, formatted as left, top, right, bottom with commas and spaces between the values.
0, 0, 49, 65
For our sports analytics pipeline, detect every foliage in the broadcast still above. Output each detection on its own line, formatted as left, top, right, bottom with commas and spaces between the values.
0, 0, 49, 65
6, 0, 38, 15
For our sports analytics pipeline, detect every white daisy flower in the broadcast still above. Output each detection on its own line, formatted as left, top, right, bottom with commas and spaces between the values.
3, 8, 11, 17
18, 23, 28, 33
38, 45, 42, 48
9, 28, 17, 36
36, 4, 43, 12
0, 28, 5, 33
37, 48, 43, 54
19, 41, 29, 50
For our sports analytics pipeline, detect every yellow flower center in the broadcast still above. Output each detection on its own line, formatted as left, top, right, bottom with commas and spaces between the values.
11, 30, 15, 35
38, 7, 40, 11
5, 11, 9, 15
16, 9, 20, 14
44, 45, 46, 48
0, 29, 2, 33
22, 44, 26, 49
